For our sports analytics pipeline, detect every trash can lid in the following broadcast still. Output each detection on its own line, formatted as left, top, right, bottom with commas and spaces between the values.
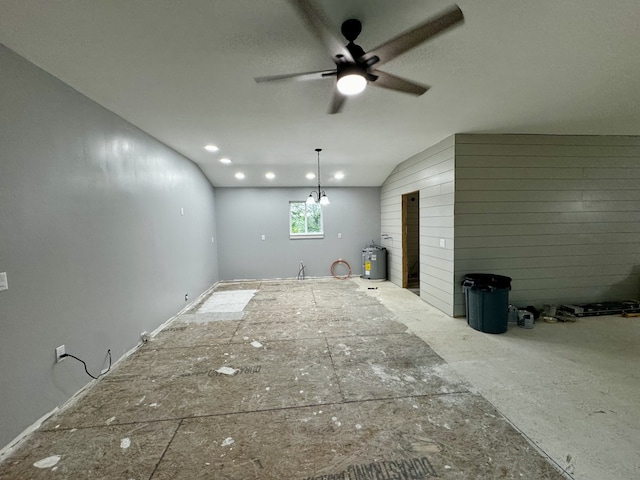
463, 273, 511, 289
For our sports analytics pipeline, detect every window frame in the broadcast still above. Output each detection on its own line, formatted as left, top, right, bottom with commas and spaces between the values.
289, 200, 324, 240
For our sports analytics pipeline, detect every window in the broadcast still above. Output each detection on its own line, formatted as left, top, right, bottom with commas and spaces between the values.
289, 201, 324, 239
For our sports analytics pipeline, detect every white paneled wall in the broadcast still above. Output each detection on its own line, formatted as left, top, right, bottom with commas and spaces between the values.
454, 134, 640, 316
381, 136, 456, 315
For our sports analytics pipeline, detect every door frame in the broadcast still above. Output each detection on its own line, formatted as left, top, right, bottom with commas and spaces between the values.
401, 191, 419, 289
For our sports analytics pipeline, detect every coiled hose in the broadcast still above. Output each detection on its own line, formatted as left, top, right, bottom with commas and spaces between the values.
330, 259, 351, 280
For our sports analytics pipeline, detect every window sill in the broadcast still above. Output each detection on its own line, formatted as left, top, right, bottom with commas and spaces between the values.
290, 234, 324, 240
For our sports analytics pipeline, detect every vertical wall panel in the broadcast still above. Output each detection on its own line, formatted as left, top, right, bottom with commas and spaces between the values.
381, 136, 455, 315
454, 134, 640, 316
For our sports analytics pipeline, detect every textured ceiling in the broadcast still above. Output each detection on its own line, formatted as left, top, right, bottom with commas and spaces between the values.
1, 0, 639, 187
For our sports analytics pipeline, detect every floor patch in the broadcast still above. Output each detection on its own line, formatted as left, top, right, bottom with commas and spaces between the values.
196, 290, 256, 313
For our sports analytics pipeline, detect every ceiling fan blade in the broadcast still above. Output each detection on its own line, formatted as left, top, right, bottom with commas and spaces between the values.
369, 70, 430, 96
363, 5, 464, 67
255, 69, 336, 83
288, 0, 354, 63
328, 89, 346, 114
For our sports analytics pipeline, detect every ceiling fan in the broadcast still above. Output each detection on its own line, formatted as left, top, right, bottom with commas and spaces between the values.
255, 0, 464, 114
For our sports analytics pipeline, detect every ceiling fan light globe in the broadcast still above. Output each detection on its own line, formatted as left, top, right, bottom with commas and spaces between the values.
337, 74, 366, 95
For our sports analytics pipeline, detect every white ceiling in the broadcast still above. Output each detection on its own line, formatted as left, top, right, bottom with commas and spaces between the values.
1, 0, 639, 187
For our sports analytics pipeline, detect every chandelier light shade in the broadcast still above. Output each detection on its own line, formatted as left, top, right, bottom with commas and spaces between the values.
307, 148, 329, 205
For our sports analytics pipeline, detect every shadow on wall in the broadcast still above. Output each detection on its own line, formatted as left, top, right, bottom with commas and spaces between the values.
604, 265, 640, 301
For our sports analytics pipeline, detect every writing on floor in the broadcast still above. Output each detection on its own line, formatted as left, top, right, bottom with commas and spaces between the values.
302, 457, 437, 480
163, 326, 188, 332
177, 365, 262, 378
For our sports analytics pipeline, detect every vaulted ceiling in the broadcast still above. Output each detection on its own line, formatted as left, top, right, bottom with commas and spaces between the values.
1, 0, 639, 187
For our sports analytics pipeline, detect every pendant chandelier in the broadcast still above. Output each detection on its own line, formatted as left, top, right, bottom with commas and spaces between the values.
306, 148, 330, 205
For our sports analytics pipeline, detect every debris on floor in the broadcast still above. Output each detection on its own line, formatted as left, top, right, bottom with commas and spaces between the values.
215, 366, 238, 376
0, 279, 566, 479
32, 455, 60, 469
558, 300, 640, 318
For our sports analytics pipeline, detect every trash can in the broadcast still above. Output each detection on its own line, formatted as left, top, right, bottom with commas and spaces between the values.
462, 273, 512, 334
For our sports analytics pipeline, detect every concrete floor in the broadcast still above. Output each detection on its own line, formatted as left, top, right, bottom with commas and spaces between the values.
366, 279, 640, 480
1, 278, 636, 479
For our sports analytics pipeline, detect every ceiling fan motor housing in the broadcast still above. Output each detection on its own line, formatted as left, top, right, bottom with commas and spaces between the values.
341, 18, 362, 42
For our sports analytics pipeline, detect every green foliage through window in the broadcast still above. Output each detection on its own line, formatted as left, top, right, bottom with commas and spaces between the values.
290, 201, 323, 236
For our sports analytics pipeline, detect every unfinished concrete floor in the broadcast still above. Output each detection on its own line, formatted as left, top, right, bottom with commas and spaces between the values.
1, 278, 623, 479
367, 280, 640, 480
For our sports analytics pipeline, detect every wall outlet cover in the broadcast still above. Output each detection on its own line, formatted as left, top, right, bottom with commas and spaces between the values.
55, 345, 66, 363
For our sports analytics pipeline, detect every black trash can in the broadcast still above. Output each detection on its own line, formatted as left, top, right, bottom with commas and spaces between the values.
462, 273, 512, 334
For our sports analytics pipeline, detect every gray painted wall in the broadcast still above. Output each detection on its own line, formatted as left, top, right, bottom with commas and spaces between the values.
454, 134, 640, 316
380, 137, 456, 315
0, 45, 219, 448
215, 187, 381, 280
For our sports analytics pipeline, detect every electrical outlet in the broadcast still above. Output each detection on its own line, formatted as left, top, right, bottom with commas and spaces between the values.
55, 345, 66, 363
185, 293, 189, 302
141, 331, 149, 344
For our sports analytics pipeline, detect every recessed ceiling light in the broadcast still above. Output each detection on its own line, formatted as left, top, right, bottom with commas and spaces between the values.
219, 157, 232, 164
306, 173, 316, 180
204, 144, 219, 152
235, 172, 245, 180
334, 172, 345, 180
265, 172, 275, 180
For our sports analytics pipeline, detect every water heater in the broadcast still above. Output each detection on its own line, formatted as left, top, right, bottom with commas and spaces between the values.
362, 245, 387, 280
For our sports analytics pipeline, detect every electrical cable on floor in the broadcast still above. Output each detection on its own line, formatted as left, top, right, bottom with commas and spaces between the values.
297, 261, 306, 280
60, 349, 112, 380
330, 259, 351, 280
